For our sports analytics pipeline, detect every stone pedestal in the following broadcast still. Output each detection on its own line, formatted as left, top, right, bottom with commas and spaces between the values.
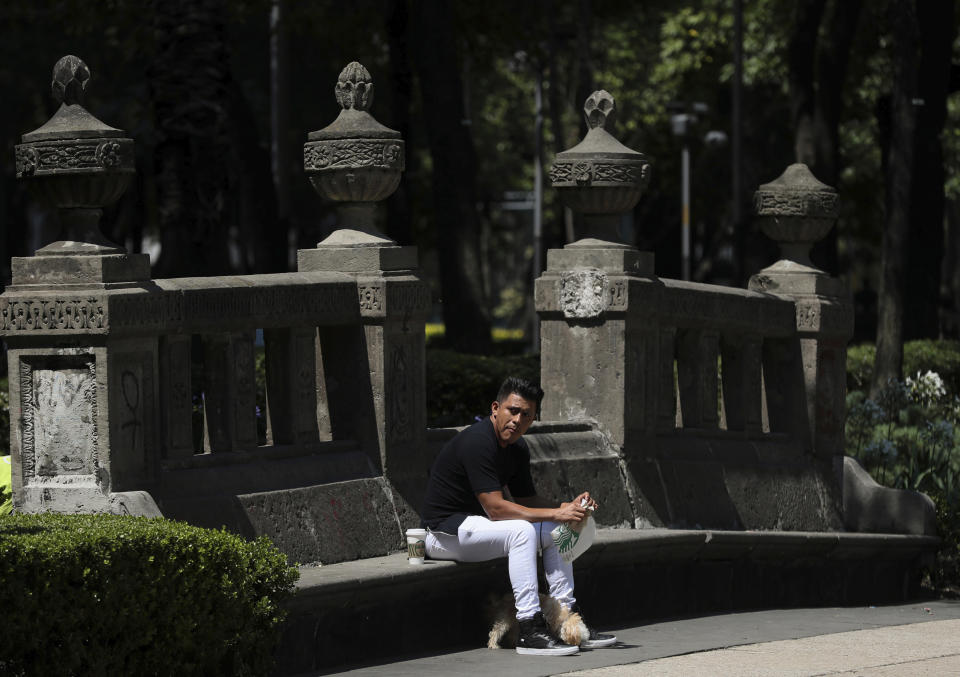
748, 164, 853, 460
0, 56, 161, 516
300, 62, 429, 509
537, 90, 654, 449
299, 251, 430, 505
750, 268, 853, 459
536, 247, 661, 449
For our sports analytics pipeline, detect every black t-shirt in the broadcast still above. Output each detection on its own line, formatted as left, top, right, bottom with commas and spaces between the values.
420, 417, 537, 533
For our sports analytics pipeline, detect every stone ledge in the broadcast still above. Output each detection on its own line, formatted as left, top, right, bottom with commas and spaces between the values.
293, 528, 940, 601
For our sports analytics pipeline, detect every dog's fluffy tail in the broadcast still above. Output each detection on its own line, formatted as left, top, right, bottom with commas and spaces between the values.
487, 618, 512, 649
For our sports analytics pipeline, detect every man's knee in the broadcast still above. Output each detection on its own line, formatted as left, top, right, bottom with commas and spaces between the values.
506, 521, 538, 550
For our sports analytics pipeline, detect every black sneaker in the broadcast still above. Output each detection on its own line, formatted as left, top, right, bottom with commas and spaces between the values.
571, 605, 617, 648
516, 612, 579, 656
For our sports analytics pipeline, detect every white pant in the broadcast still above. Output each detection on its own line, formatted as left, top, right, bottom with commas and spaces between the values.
425, 515, 576, 620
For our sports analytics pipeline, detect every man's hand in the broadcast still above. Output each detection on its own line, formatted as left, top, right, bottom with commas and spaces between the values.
574, 491, 598, 511
554, 500, 588, 524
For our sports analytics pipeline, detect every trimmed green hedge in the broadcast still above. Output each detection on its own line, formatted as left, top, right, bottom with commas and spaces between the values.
0, 513, 298, 676
848, 340, 960, 393
426, 348, 540, 427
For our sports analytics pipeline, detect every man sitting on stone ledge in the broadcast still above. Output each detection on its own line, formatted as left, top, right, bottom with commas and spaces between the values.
420, 376, 616, 656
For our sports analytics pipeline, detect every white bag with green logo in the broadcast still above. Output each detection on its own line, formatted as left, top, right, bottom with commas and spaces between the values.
550, 508, 596, 563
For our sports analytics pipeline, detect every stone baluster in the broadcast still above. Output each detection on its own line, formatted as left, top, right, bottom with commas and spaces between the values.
299, 62, 429, 504
263, 327, 325, 446
677, 329, 720, 429
657, 327, 678, 431
159, 335, 194, 458
0, 56, 160, 514
720, 333, 763, 433
201, 331, 258, 452
535, 90, 658, 448
748, 164, 853, 458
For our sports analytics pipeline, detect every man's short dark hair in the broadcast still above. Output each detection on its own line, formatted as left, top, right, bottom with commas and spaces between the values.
496, 377, 544, 410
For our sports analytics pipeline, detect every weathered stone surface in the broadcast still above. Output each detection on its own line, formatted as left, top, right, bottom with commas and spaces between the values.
545, 247, 655, 275
623, 436, 844, 531
238, 478, 405, 564
297, 245, 417, 273
843, 456, 936, 536
526, 429, 635, 528
10, 252, 150, 286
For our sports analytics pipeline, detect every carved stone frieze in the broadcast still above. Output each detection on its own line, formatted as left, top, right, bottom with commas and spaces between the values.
385, 281, 430, 316
794, 298, 854, 337
0, 297, 106, 332
560, 270, 609, 319
20, 355, 99, 482
607, 280, 628, 309
110, 292, 182, 329
549, 160, 649, 187
303, 139, 405, 173
15, 138, 135, 178
754, 190, 838, 219
180, 286, 355, 326
358, 280, 430, 318
358, 284, 383, 312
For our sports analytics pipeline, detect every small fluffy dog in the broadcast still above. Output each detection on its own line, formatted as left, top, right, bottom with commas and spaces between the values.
486, 593, 589, 649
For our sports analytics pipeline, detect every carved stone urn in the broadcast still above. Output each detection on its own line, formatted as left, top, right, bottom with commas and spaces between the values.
15, 55, 135, 257
753, 163, 837, 273
550, 90, 650, 249
304, 62, 405, 248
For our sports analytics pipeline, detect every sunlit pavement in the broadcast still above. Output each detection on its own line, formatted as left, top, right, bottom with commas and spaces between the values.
561, 618, 960, 676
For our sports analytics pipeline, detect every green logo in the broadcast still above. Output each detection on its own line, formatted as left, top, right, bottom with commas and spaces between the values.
553, 527, 580, 554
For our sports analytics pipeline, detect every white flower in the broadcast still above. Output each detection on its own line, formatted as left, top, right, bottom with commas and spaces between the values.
906, 370, 946, 405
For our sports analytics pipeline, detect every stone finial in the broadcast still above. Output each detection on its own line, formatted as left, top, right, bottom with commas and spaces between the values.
754, 163, 837, 272
335, 62, 374, 111
584, 90, 616, 132
52, 55, 90, 106
550, 89, 650, 250
14, 56, 136, 260
303, 62, 406, 252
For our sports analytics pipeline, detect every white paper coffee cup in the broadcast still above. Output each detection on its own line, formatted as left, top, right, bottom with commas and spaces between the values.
406, 528, 427, 565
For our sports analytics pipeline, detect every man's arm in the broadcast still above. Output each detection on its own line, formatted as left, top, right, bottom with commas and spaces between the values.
476, 490, 590, 523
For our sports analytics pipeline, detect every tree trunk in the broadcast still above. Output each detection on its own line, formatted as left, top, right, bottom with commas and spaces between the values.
546, 3, 568, 251
150, 0, 234, 277
789, 0, 862, 275
872, 0, 920, 397
410, 0, 492, 353
788, 0, 826, 166
384, 0, 415, 247
902, 0, 955, 339
944, 199, 960, 339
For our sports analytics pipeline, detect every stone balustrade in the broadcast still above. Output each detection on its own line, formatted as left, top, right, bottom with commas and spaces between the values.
0, 60, 932, 565
1, 58, 429, 538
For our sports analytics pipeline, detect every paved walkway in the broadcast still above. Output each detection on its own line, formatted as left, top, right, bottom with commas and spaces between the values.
306, 600, 960, 676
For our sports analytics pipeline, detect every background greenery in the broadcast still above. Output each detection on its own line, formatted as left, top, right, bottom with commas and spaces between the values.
844, 340, 960, 596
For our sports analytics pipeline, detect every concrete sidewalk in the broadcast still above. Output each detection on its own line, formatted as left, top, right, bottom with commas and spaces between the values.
304, 600, 960, 676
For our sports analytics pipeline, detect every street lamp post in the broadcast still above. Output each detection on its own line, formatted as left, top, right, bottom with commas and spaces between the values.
668, 101, 713, 281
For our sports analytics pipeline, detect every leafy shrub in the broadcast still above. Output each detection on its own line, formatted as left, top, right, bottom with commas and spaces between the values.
426, 348, 539, 427
845, 344, 960, 596
0, 513, 298, 676
846, 340, 960, 393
